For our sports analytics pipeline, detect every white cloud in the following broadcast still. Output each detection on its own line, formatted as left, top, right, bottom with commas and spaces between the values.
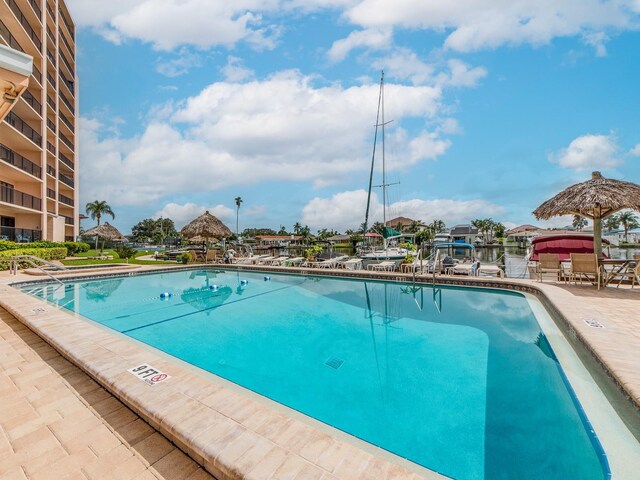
583, 31, 609, 57
80, 71, 449, 208
327, 28, 392, 62
221, 56, 255, 82
372, 48, 434, 85
439, 59, 487, 88
155, 48, 202, 77
301, 189, 504, 231
344, 0, 632, 53
629, 144, 640, 156
153, 203, 234, 228
549, 134, 621, 171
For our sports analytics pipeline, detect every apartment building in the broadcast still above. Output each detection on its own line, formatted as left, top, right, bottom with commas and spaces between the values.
0, 0, 77, 242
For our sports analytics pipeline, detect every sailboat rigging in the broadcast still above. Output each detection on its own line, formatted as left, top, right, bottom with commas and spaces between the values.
360, 71, 412, 261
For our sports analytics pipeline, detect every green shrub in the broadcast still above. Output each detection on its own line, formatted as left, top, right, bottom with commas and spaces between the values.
29, 240, 60, 249
63, 241, 90, 255
0, 247, 68, 270
115, 245, 136, 260
0, 240, 19, 251
304, 245, 323, 259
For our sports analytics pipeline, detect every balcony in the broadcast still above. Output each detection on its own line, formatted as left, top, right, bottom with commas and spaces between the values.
59, 51, 74, 77
59, 132, 73, 150
46, 164, 56, 176
46, 187, 55, 199
47, 118, 56, 133
1, 184, 42, 211
46, 2, 54, 21
7, 0, 42, 50
32, 64, 41, 85
59, 153, 73, 170
0, 19, 24, 54
0, 143, 41, 177
28, 0, 42, 19
22, 90, 41, 113
5, 111, 42, 146
47, 71, 56, 89
58, 8, 75, 38
0, 226, 41, 242
47, 141, 55, 154
47, 96, 55, 110
60, 93, 73, 114
59, 173, 74, 188
59, 72, 74, 97
60, 113, 74, 133
58, 193, 73, 207
63, 215, 74, 225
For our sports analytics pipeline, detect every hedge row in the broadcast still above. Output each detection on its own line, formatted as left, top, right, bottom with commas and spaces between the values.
0, 247, 68, 270
0, 240, 89, 255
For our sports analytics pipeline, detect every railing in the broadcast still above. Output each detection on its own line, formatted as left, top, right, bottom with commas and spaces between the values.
5, 112, 42, 146
47, 96, 55, 110
7, 0, 42, 50
46, 187, 55, 199
59, 132, 73, 150
22, 90, 42, 113
59, 7, 75, 38
63, 215, 74, 225
58, 193, 73, 206
47, 141, 55, 154
59, 173, 73, 188
59, 153, 73, 169
59, 72, 74, 96
0, 144, 41, 177
46, 164, 56, 176
46, 2, 55, 21
47, 71, 56, 89
0, 19, 24, 53
60, 113, 73, 132
32, 64, 41, 84
7, 255, 67, 284
60, 93, 73, 113
47, 26, 55, 46
47, 118, 56, 133
0, 227, 42, 243
59, 51, 74, 76
0, 185, 42, 210
47, 50, 56, 66
29, 0, 42, 19
59, 29, 74, 58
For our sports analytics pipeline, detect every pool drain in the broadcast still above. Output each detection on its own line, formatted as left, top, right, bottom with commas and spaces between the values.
583, 318, 605, 328
325, 357, 344, 369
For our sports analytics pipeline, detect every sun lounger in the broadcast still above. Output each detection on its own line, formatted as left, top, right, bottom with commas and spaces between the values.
316, 256, 349, 268
284, 257, 305, 266
339, 258, 363, 270
256, 256, 276, 265
268, 256, 290, 265
367, 261, 396, 272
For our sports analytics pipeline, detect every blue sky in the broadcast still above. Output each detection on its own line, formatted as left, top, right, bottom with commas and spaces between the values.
66, 0, 640, 235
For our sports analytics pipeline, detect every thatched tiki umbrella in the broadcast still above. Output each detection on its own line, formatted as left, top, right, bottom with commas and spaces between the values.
180, 211, 232, 248
83, 222, 127, 251
533, 171, 640, 257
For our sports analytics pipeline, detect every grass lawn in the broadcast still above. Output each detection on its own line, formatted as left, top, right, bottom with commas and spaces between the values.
62, 249, 177, 266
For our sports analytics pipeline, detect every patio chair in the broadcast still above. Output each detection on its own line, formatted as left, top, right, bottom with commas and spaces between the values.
367, 261, 396, 272
569, 253, 601, 290
537, 253, 563, 282
608, 255, 640, 288
189, 250, 205, 263
316, 256, 349, 268
205, 250, 220, 263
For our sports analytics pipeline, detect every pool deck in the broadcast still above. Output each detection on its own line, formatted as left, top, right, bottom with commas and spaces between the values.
0, 264, 638, 479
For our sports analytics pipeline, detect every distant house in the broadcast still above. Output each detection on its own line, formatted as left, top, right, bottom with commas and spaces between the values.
255, 235, 304, 247
326, 234, 351, 244
385, 216, 423, 232
449, 224, 481, 244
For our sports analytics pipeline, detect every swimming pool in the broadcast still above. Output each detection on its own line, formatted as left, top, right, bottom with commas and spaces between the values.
21, 269, 608, 480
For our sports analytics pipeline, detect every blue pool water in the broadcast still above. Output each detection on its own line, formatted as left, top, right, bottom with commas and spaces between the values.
21, 270, 607, 480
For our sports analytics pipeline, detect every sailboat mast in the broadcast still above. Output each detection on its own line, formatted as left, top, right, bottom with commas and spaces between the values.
381, 73, 387, 226
363, 71, 384, 237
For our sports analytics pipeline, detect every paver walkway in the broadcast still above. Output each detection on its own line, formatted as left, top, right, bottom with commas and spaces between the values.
0, 307, 215, 480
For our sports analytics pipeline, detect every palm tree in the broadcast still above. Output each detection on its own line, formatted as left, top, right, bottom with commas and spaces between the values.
430, 219, 446, 233
618, 211, 640, 242
85, 200, 115, 250
85, 200, 114, 226
603, 214, 620, 232
234, 196, 243, 236
293, 222, 302, 235
572, 215, 588, 232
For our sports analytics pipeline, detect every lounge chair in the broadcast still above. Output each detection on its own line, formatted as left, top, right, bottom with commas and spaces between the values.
256, 256, 276, 265
316, 256, 349, 268
284, 257, 305, 266
339, 258, 363, 270
367, 261, 396, 271
537, 253, 563, 282
268, 256, 290, 266
605, 254, 640, 288
569, 253, 601, 290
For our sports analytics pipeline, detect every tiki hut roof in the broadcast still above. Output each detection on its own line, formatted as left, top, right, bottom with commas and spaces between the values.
181, 211, 232, 240
533, 171, 640, 220
83, 222, 127, 241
